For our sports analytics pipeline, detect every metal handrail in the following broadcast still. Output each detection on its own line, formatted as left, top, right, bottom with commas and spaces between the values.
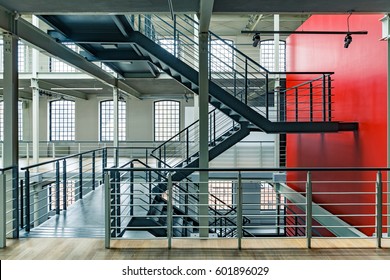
21, 148, 105, 170
120, 159, 250, 235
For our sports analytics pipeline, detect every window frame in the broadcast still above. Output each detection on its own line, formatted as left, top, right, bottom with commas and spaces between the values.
99, 99, 127, 142
259, 39, 287, 72
154, 100, 181, 142
49, 99, 76, 141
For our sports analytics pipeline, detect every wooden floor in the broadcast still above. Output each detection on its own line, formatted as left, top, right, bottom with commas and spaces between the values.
1, 238, 390, 260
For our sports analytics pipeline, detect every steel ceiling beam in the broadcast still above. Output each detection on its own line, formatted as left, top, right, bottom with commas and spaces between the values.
0, 6, 142, 99
241, 30, 368, 35
37, 80, 89, 100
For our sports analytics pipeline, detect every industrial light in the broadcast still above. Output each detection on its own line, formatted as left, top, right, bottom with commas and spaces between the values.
344, 33, 352, 48
344, 11, 353, 48
252, 33, 260, 47
50, 87, 103, 91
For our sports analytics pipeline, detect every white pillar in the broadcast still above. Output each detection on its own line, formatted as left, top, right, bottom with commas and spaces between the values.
32, 16, 40, 165
113, 86, 119, 166
3, 32, 19, 238
31, 79, 40, 164
198, 32, 209, 238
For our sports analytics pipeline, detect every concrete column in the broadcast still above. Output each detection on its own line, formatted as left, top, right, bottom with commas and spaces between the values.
113, 86, 119, 166
32, 16, 40, 164
198, 32, 209, 238
31, 79, 40, 164
3, 32, 19, 238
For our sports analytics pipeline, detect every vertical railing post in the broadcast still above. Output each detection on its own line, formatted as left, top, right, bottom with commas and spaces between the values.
12, 166, 19, 238
115, 171, 121, 236
148, 171, 152, 205
233, 71, 237, 97
62, 159, 67, 211
208, 114, 212, 144
306, 171, 312, 248
244, 59, 248, 105
173, 14, 177, 57
328, 75, 332, 121
167, 173, 173, 249
55, 161, 60, 215
322, 74, 326, 121
25, 169, 30, 232
92, 151, 96, 191
237, 171, 243, 250
213, 110, 216, 146
104, 172, 111, 249
102, 148, 107, 183
164, 146, 167, 167
208, 34, 212, 80
376, 171, 383, 248
295, 88, 299, 121
276, 183, 281, 236
130, 162, 134, 216
265, 73, 269, 119
185, 180, 189, 237
79, 154, 83, 199
20, 179, 24, 229
186, 129, 189, 164
0, 173, 6, 248
309, 82, 313, 122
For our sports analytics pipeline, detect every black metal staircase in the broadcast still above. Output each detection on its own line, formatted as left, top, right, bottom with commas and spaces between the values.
124, 160, 253, 238
126, 14, 358, 133
42, 13, 359, 239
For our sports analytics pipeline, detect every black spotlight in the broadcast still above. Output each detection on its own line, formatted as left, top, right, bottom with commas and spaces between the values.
344, 33, 352, 48
252, 33, 260, 47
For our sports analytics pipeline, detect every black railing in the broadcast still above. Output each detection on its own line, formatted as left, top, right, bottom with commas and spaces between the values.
20, 148, 108, 232
150, 108, 239, 169
121, 159, 251, 237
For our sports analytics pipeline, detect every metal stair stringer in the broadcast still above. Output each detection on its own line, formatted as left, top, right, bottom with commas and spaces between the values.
127, 31, 274, 132
171, 125, 251, 182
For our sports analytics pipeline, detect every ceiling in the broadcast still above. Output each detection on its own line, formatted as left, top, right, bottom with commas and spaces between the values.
0, 1, 389, 100
0, 0, 389, 14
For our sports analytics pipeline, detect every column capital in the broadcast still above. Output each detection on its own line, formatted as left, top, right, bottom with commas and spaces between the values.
30, 78, 39, 90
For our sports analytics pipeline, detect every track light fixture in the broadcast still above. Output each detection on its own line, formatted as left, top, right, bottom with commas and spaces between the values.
252, 33, 260, 47
344, 33, 352, 48
344, 11, 353, 48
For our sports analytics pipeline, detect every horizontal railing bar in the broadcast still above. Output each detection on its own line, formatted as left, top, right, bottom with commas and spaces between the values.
105, 167, 390, 172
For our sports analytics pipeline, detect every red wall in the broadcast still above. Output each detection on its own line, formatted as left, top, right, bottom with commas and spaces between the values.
286, 15, 388, 236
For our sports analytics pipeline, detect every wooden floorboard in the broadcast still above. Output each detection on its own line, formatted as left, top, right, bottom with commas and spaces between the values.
1, 238, 390, 260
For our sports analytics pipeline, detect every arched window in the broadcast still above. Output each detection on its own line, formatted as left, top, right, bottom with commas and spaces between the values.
50, 99, 75, 141
154, 100, 180, 141
100, 100, 126, 141
210, 39, 234, 72
0, 101, 23, 140
260, 40, 286, 72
